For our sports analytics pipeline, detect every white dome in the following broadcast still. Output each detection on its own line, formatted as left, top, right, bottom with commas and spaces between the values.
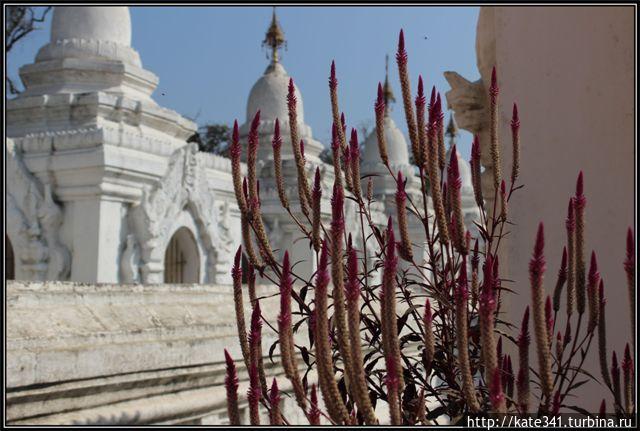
246, 62, 304, 123
51, 6, 131, 46
362, 116, 410, 169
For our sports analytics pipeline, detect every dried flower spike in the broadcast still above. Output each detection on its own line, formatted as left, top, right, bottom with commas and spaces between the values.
598, 279, 612, 389
269, 378, 282, 425
375, 83, 389, 165
587, 251, 600, 332
448, 145, 467, 254
455, 256, 481, 412
396, 171, 414, 261
311, 168, 322, 252
288, 78, 312, 216
566, 198, 576, 316
574, 171, 587, 315
224, 349, 240, 425
350, 128, 362, 198
230, 120, 247, 215
308, 384, 321, 425
278, 251, 307, 412
313, 239, 350, 424
621, 343, 634, 415
382, 217, 403, 424
395, 29, 420, 164
611, 351, 622, 415
231, 246, 250, 370
489, 66, 502, 193
529, 223, 553, 402
415, 75, 426, 167
553, 247, 568, 312
517, 306, 530, 413
510, 102, 520, 185
470, 135, 484, 209
624, 227, 635, 347
272, 119, 289, 209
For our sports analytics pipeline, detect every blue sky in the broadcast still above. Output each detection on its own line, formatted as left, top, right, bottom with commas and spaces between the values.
7, 6, 480, 158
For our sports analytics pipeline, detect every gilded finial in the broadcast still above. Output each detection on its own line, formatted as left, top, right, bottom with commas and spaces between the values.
262, 7, 286, 66
383, 54, 396, 115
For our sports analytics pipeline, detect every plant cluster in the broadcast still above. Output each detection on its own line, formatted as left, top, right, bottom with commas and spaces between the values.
222, 30, 635, 425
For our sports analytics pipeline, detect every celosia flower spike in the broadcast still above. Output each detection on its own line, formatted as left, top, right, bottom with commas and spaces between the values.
448, 145, 467, 254
247, 301, 263, 425
395, 171, 413, 261
587, 251, 600, 332
611, 351, 622, 415
313, 239, 350, 424
621, 343, 634, 414
624, 227, 635, 348
344, 236, 378, 424
529, 223, 553, 402
375, 82, 389, 165
269, 378, 282, 425
574, 171, 587, 315
231, 246, 250, 370
470, 135, 483, 209
510, 102, 520, 185
553, 247, 568, 312
349, 128, 362, 198
311, 168, 322, 252
224, 349, 240, 425
516, 307, 530, 413
395, 29, 420, 168
424, 298, 435, 371
455, 255, 481, 412
328, 62, 349, 191
598, 279, 612, 389
287, 78, 312, 217
435, 93, 446, 171
271, 118, 290, 210
545, 296, 554, 346
479, 253, 498, 387
500, 179, 508, 221
230, 120, 247, 215
566, 198, 576, 316
415, 75, 426, 167
382, 216, 403, 424
489, 65, 502, 193
489, 366, 506, 413
426, 108, 449, 244
277, 252, 307, 413
308, 384, 321, 425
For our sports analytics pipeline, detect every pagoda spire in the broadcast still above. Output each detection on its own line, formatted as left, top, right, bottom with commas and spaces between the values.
383, 54, 396, 116
446, 113, 458, 149
262, 7, 286, 66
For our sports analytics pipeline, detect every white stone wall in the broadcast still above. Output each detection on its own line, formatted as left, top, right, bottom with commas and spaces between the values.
6, 280, 303, 425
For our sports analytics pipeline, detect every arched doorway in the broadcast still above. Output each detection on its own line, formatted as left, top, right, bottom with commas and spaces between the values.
6, 236, 15, 280
164, 227, 200, 283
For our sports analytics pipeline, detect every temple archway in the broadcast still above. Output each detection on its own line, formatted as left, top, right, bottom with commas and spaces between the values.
163, 227, 200, 283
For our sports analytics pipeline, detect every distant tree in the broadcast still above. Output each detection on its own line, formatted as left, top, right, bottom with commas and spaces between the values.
188, 123, 232, 156
5, 6, 52, 95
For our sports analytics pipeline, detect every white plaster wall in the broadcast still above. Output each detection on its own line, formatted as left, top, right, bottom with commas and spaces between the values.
487, 6, 634, 411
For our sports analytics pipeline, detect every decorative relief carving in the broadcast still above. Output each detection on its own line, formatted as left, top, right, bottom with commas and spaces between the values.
128, 143, 230, 283
6, 141, 70, 280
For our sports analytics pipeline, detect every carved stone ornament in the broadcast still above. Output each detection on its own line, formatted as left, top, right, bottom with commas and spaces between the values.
6, 140, 70, 280
128, 143, 229, 283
